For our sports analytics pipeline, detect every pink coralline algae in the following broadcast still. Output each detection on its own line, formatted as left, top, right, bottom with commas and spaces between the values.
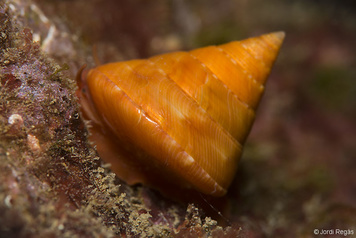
0, 5, 113, 237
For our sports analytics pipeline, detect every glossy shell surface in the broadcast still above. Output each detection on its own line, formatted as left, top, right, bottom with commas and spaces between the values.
79, 32, 285, 197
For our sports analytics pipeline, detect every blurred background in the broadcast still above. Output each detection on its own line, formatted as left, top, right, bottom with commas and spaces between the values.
27, 0, 356, 236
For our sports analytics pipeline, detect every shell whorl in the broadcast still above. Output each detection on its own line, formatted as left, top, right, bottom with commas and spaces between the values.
85, 32, 285, 196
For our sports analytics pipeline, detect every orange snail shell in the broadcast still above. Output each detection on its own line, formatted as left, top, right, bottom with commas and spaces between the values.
78, 32, 285, 197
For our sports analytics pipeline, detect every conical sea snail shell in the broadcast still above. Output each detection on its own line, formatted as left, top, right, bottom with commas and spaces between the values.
77, 32, 285, 197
